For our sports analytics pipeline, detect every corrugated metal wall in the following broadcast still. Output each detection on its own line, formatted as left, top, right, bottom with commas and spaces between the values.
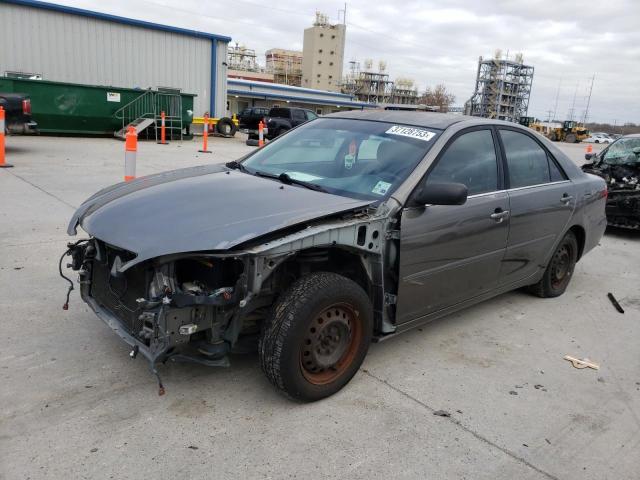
0, 2, 223, 115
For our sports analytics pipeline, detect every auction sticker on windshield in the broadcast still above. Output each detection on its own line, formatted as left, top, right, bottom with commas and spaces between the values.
386, 125, 436, 142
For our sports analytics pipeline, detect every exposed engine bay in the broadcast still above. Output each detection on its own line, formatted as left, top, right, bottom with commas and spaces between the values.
60, 205, 395, 394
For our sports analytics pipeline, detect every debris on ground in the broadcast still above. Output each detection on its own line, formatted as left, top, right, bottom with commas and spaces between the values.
597, 377, 606, 383
534, 384, 547, 391
13, 267, 23, 270
607, 293, 625, 314
187, 445, 199, 450
433, 410, 451, 417
545, 438, 551, 445
509, 390, 518, 395
564, 355, 600, 370
90, 448, 98, 453
456, 409, 463, 414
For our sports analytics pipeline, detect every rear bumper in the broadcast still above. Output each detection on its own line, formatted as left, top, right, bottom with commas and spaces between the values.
6, 120, 38, 134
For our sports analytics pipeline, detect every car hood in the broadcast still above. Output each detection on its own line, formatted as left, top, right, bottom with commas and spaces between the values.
68, 164, 372, 271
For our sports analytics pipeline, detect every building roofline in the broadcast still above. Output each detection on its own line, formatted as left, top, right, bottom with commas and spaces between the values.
227, 89, 377, 109
227, 78, 354, 99
2, 0, 232, 42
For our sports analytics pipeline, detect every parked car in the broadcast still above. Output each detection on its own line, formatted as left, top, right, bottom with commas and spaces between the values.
0, 92, 37, 134
62, 111, 607, 401
238, 106, 270, 131
582, 133, 640, 229
265, 107, 318, 139
584, 134, 612, 144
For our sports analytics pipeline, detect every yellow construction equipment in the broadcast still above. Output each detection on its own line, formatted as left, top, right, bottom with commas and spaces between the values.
520, 117, 589, 143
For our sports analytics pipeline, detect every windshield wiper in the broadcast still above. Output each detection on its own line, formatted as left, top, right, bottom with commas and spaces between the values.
254, 171, 328, 193
225, 160, 248, 172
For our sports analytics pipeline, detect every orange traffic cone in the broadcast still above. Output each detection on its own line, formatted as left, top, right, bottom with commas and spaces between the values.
586, 144, 593, 154
0, 106, 14, 168
124, 126, 137, 182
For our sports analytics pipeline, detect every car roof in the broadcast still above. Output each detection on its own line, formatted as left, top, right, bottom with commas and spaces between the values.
322, 109, 528, 131
620, 133, 640, 138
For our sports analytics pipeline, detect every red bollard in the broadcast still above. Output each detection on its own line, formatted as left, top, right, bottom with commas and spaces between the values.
0, 106, 13, 168
199, 113, 212, 153
124, 126, 137, 182
158, 111, 168, 145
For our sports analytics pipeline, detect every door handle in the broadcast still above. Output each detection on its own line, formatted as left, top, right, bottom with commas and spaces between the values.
560, 194, 574, 204
490, 209, 510, 222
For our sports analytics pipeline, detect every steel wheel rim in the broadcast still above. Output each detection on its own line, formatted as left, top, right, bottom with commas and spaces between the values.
300, 303, 362, 385
551, 244, 572, 288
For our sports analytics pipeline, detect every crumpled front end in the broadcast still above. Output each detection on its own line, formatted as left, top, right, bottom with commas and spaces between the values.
67, 238, 251, 390
583, 163, 640, 229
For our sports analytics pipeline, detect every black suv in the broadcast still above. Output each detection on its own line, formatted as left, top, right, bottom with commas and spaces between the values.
266, 107, 318, 139
238, 106, 270, 130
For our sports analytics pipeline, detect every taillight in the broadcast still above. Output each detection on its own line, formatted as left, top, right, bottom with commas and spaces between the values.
22, 99, 31, 115
601, 188, 608, 199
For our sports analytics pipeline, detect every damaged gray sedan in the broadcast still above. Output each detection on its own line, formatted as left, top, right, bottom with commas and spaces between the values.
62, 111, 607, 401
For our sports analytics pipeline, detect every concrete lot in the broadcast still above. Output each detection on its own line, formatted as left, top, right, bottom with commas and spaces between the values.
1, 135, 638, 480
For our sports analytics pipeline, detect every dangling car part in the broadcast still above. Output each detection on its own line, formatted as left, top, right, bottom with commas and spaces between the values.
63, 111, 606, 401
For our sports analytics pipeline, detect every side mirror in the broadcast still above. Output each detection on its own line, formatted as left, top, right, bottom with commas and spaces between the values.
584, 152, 595, 162
409, 182, 468, 207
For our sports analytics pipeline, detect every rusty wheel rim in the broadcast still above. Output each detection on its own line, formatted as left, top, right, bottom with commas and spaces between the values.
551, 243, 572, 288
300, 303, 362, 385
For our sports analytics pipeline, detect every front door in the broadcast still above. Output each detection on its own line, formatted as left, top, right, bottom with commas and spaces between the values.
396, 128, 509, 325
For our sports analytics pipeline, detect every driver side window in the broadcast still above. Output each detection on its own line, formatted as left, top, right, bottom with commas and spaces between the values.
426, 129, 499, 196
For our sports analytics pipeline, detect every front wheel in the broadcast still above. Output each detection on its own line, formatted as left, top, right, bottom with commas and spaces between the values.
528, 231, 578, 298
259, 272, 373, 402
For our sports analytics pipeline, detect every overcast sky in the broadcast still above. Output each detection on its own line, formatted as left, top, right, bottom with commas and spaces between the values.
58, 0, 640, 124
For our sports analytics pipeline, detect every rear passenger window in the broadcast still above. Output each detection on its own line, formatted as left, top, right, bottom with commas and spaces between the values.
500, 130, 552, 188
426, 130, 498, 196
548, 155, 567, 182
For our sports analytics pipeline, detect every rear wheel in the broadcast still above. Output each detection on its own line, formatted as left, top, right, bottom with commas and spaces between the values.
259, 272, 373, 402
565, 133, 577, 143
528, 231, 578, 298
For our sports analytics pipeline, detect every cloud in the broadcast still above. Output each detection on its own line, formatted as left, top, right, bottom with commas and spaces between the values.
56, 0, 640, 123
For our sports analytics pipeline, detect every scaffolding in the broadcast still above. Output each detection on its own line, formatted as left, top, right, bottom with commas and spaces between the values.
266, 49, 303, 87
227, 43, 260, 72
465, 51, 534, 123
341, 59, 417, 104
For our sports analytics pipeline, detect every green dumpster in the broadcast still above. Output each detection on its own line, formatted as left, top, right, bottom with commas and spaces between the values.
0, 77, 195, 136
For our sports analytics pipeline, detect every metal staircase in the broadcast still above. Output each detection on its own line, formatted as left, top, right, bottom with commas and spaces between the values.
114, 89, 183, 140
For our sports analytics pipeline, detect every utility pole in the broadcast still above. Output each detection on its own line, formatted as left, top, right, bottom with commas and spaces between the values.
339, 2, 347, 24
568, 82, 579, 121
552, 79, 561, 121
582, 73, 595, 124
545, 110, 554, 122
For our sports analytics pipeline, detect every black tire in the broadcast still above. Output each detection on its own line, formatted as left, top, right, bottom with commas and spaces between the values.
246, 138, 260, 147
215, 117, 238, 136
528, 231, 578, 298
259, 272, 373, 402
565, 133, 577, 143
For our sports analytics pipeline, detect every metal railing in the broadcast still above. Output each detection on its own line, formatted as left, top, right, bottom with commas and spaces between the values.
114, 90, 183, 140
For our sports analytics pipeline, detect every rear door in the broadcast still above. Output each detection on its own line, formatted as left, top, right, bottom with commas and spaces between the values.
292, 109, 307, 126
396, 127, 509, 324
497, 128, 575, 286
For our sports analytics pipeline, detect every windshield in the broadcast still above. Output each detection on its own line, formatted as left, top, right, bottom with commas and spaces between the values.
602, 137, 640, 165
241, 118, 441, 200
